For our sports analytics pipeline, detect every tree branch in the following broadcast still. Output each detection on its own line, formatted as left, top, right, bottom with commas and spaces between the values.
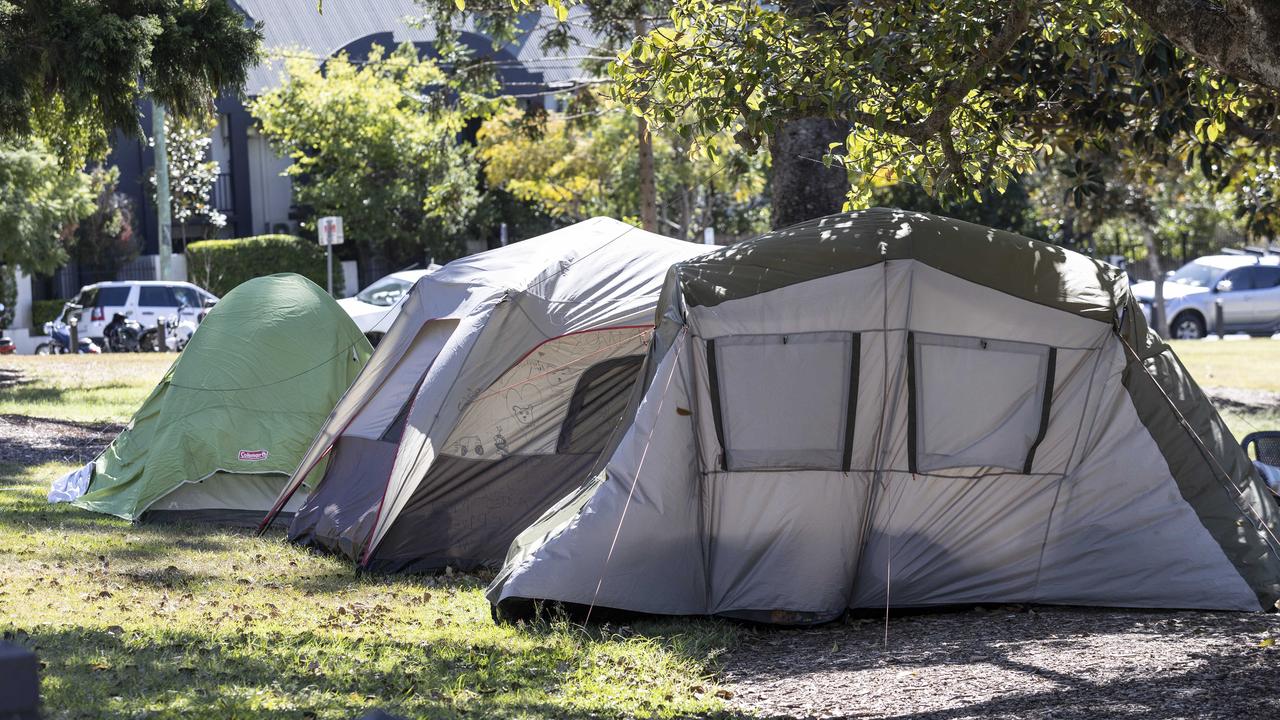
843, 1, 1035, 143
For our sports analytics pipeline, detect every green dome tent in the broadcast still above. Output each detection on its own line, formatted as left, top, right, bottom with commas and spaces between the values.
60, 273, 373, 524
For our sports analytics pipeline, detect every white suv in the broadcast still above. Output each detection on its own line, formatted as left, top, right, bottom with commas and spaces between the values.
68, 281, 219, 346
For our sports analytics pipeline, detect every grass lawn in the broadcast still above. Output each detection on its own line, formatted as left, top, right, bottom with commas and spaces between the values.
0, 355, 740, 719
1169, 338, 1280, 392
1169, 339, 1280, 441
0, 353, 175, 423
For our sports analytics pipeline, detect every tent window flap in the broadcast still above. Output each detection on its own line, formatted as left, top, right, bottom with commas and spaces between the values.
557, 355, 646, 455
909, 332, 1054, 473
709, 332, 858, 471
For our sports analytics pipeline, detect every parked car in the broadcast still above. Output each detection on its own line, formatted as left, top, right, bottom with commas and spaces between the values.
337, 267, 438, 344
1132, 254, 1280, 339
65, 281, 218, 348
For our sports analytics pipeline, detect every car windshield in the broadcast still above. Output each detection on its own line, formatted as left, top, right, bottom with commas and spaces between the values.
1167, 261, 1223, 288
356, 277, 412, 307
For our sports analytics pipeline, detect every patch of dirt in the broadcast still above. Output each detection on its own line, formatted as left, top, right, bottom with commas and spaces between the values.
0, 414, 121, 465
719, 607, 1280, 719
1204, 386, 1280, 414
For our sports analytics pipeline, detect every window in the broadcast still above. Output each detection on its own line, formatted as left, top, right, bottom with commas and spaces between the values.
1258, 268, 1280, 289
557, 355, 646, 455
1216, 267, 1280, 292
96, 286, 131, 307
170, 286, 202, 309
357, 277, 413, 307
708, 332, 858, 471
1167, 261, 1220, 288
139, 286, 178, 307
909, 333, 1054, 473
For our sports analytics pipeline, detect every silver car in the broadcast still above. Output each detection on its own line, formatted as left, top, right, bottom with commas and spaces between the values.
1131, 254, 1280, 339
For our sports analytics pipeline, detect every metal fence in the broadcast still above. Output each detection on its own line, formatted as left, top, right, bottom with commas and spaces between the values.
42, 257, 158, 299
212, 173, 235, 213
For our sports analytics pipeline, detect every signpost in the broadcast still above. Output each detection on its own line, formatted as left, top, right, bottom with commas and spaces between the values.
317, 216, 344, 296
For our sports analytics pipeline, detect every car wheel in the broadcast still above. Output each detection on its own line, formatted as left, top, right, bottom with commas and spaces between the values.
1170, 312, 1206, 340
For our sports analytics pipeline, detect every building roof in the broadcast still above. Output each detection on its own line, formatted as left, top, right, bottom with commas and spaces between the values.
231, 0, 604, 97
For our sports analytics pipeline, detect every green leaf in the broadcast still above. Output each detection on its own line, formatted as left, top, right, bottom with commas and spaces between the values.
549, 0, 569, 22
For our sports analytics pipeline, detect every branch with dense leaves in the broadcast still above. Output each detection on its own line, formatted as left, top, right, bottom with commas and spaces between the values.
0, 1, 262, 165
845, 1, 1035, 143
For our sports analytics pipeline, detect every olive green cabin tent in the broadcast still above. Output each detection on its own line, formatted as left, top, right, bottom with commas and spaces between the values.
489, 209, 1280, 622
52, 273, 372, 524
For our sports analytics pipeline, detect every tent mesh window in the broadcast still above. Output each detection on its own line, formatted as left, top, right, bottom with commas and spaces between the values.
908, 332, 1055, 473
557, 355, 646, 454
708, 331, 859, 472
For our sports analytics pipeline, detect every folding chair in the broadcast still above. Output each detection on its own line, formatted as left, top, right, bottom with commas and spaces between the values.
1243, 431, 1280, 467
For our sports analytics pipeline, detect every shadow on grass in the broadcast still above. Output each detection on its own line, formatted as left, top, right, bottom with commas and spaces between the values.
0, 366, 29, 389
0, 380, 139, 404
0, 416, 119, 465
9, 623, 750, 720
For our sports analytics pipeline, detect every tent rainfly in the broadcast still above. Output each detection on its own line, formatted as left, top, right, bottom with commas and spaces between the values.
260, 217, 712, 572
54, 273, 372, 524
488, 208, 1280, 623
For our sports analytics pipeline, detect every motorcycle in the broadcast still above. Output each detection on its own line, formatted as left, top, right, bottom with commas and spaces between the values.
35, 303, 101, 355
102, 312, 144, 353
140, 300, 199, 352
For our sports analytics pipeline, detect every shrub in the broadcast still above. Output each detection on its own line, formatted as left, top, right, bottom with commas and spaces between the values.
185, 235, 340, 297
30, 298, 69, 335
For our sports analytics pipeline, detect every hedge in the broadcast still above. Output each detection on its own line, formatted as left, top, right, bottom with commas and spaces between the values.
185, 234, 341, 298
29, 299, 70, 335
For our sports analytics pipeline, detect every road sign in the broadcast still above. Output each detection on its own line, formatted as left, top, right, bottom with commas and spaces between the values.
318, 216, 344, 246
317, 216, 344, 296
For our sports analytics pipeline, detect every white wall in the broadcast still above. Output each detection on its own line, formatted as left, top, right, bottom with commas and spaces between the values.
12, 269, 33, 330
341, 260, 359, 297
246, 127, 296, 236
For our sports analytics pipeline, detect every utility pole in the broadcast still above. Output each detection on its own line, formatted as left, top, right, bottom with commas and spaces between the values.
153, 103, 173, 281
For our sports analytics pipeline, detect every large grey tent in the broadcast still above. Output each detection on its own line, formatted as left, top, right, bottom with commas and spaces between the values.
489, 208, 1280, 622
261, 218, 710, 572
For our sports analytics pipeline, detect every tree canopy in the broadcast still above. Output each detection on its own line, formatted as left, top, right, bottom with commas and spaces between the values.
0, 139, 96, 326
418, 0, 1280, 232
0, 141, 94, 276
251, 43, 483, 266
613, 2, 1272, 203
477, 99, 769, 240
0, 1, 261, 166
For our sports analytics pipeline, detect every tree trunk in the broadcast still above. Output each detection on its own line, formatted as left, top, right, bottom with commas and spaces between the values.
679, 184, 693, 241
1124, 0, 1280, 91
1142, 229, 1167, 336
635, 17, 658, 233
769, 116, 850, 228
